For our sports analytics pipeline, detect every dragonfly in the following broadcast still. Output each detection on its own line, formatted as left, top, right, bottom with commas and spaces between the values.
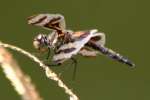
28, 14, 135, 79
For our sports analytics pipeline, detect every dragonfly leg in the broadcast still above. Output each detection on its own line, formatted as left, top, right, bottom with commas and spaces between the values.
46, 63, 62, 67
46, 48, 51, 60
44, 59, 62, 67
71, 58, 78, 80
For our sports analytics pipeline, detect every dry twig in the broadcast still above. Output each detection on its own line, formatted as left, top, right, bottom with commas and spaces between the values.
0, 41, 79, 100
0, 47, 42, 100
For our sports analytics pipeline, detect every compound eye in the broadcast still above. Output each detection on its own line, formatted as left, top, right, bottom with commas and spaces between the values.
33, 34, 43, 50
37, 34, 43, 40
33, 39, 40, 50
33, 34, 48, 52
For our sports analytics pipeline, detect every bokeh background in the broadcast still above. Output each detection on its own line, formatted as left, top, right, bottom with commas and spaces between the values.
0, 0, 149, 100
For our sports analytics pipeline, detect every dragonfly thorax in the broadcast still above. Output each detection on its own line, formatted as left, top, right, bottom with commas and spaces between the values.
33, 33, 58, 52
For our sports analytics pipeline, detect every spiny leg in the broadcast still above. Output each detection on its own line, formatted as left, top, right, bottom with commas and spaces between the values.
46, 48, 51, 60
44, 57, 62, 67
46, 58, 78, 79
46, 62, 62, 67
71, 58, 78, 80
55, 58, 78, 80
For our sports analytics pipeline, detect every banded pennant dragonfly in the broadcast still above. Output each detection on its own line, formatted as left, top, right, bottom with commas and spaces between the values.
28, 14, 135, 78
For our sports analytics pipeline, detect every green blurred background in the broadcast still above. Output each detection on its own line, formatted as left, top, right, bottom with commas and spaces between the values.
0, 0, 149, 100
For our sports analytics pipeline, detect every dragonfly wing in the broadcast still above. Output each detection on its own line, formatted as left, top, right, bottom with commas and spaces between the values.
90, 32, 106, 46
47, 31, 59, 48
70, 29, 105, 45
52, 29, 98, 64
79, 48, 98, 57
28, 14, 66, 31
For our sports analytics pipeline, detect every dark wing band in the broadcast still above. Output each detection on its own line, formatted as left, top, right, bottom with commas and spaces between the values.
28, 14, 66, 31
52, 29, 98, 64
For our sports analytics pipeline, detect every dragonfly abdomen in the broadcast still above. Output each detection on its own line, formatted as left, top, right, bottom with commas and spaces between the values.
87, 41, 135, 67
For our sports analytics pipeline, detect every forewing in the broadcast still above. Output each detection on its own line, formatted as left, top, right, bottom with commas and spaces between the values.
52, 29, 98, 64
28, 14, 66, 31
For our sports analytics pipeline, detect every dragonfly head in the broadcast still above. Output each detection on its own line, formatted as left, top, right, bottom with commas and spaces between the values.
33, 34, 49, 52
